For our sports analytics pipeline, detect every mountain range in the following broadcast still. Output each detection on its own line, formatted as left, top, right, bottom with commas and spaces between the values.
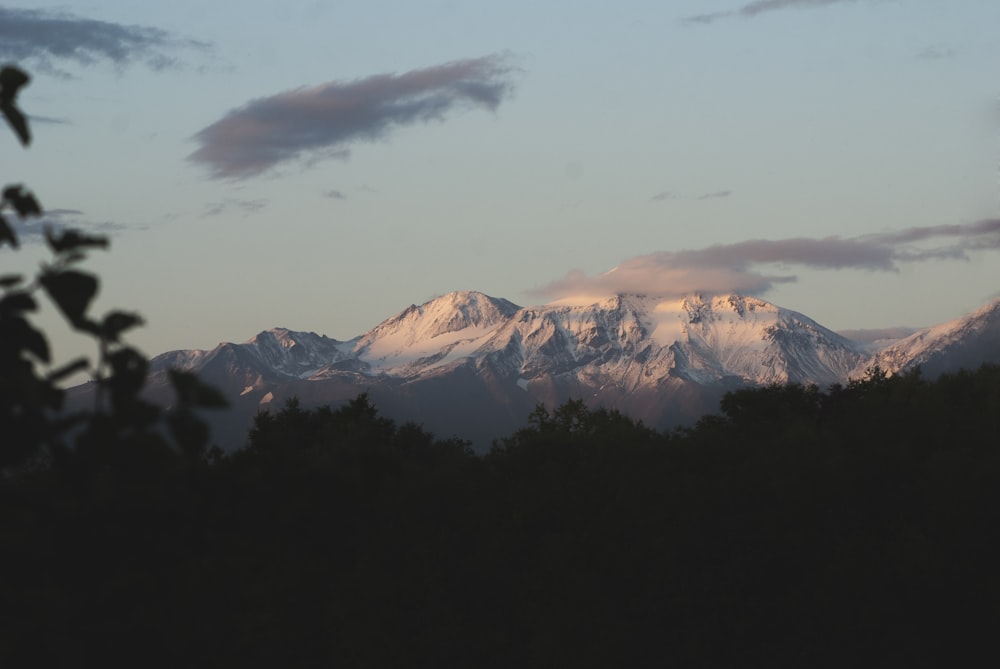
72, 291, 1000, 451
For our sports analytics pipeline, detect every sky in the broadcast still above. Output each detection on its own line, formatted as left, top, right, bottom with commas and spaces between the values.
2, 0, 1000, 363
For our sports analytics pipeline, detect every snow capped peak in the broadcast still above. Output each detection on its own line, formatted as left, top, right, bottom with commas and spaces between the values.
244, 327, 340, 355
352, 291, 521, 373
150, 290, 1000, 409
674, 293, 777, 322
545, 293, 615, 308
360, 291, 520, 347
241, 328, 346, 377
422, 290, 522, 330
246, 327, 310, 347
136, 290, 1000, 452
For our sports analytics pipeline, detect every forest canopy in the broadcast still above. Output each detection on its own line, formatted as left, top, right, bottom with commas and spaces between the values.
4, 363, 1000, 667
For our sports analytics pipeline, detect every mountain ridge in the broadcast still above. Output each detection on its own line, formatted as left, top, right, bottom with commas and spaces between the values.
71, 291, 1000, 451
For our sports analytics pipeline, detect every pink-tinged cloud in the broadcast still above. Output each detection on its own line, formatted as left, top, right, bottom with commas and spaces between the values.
532, 220, 1000, 300
189, 54, 518, 179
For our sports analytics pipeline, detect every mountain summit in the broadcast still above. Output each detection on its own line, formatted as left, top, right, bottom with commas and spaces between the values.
354, 291, 520, 375
78, 291, 1000, 451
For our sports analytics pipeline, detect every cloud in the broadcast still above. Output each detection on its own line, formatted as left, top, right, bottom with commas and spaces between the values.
325, 189, 347, 200
532, 219, 1000, 300
5, 208, 134, 245
650, 189, 732, 201
40, 208, 85, 217
188, 53, 519, 180
917, 45, 956, 60
684, 0, 855, 25
0, 7, 210, 76
201, 199, 268, 217
697, 190, 732, 200
28, 114, 71, 125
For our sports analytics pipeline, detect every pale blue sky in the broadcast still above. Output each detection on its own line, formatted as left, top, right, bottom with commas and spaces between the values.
3, 0, 1000, 363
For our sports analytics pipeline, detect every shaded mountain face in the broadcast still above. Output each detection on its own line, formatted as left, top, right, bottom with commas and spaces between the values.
72, 291, 1000, 452
863, 298, 1000, 378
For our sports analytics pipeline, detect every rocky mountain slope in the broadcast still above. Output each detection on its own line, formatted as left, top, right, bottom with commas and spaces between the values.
70, 291, 1000, 451
863, 298, 1000, 378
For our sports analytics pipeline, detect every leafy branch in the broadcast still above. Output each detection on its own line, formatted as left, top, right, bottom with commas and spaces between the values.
0, 64, 225, 473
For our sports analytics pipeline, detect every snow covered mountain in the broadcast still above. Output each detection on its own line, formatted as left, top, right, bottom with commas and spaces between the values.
350, 291, 520, 376
862, 298, 1000, 378
99, 291, 1000, 451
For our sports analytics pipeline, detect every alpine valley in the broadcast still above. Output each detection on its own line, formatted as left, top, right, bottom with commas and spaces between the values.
70, 291, 1000, 451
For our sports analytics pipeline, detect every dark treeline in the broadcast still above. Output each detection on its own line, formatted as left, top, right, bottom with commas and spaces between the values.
3, 365, 1000, 667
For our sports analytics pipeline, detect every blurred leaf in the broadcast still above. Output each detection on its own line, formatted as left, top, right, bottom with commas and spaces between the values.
62, 251, 88, 265
0, 291, 37, 315
119, 398, 161, 429
1, 100, 30, 146
46, 357, 90, 383
40, 269, 98, 326
72, 317, 103, 338
106, 346, 149, 405
0, 273, 24, 288
2, 185, 40, 217
101, 311, 144, 342
0, 66, 30, 102
0, 66, 31, 146
169, 369, 228, 408
45, 227, 109, 254
87, 395, 160, 431
0, 213, 18, 248
167, 408, 210, 457
41, 382, 64, 411
24, 320, 51, 363
0, 315, 50, 362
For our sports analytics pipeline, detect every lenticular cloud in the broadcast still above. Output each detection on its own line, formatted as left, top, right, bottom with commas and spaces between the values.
533, 220, 1000, 300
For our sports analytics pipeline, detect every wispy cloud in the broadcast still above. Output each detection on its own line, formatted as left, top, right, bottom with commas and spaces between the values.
697, 190, 732, 200
188, 53, 519, 180
201, 199, 268, 218
0, 7, 211, 76
6, 208, 134, 244
917, 45, 956, 60
324, 189, 347, 200
532, 219, 1000, 300
650, 189, 732, 201
28, 114, 71, 125
684, 0, 856, 25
